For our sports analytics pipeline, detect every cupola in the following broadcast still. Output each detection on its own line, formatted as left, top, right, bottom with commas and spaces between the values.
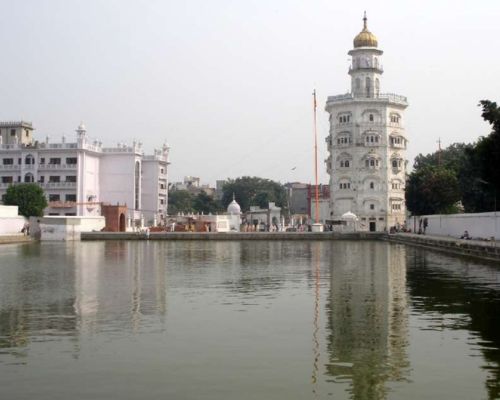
353, 12, 378, 48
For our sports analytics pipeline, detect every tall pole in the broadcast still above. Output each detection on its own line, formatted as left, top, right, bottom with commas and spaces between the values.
437, 137, 442, 166
313, 90, 320, 224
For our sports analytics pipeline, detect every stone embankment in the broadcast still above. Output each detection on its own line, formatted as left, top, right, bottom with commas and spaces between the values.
81, 231, 385, 241
385, 232, 500, 262
0, 235, 31, 245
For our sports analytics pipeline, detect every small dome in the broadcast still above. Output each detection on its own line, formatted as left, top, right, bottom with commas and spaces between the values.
227, 195, 241, 214
353, 13, 378, 48
341, 211, 358, 220
77, 122, 86, 132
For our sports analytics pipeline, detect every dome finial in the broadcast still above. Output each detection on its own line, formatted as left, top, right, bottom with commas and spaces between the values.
353, 12, 378, 48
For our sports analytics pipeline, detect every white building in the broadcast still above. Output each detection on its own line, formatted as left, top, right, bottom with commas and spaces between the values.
0, 122, 169, 227
325, 14, 408, 232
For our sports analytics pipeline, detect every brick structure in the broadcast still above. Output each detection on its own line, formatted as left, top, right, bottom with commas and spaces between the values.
101, 204, 128, 232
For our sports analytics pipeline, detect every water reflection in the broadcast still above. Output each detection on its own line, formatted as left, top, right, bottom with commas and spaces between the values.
1, 241, 500, 399
324, 242, 410, 399
73, 241, 167, 334
0, 241, 168, 362
406, 248, 500, 400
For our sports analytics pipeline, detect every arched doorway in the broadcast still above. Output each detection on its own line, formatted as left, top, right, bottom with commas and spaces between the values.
119, 213, 126, 232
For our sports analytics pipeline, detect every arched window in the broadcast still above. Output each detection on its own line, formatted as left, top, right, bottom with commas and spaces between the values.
345, 160, 349, 168
375, 78, 380, 96
370, 182, 374, 189
369, 114, 374, 122
24, 173, 34, 183
25, 154, 34, 165
392, 160, 398, 168
366, 77, 371, 97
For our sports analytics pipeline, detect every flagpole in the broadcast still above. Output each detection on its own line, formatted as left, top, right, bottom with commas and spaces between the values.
313, 90, 320, 225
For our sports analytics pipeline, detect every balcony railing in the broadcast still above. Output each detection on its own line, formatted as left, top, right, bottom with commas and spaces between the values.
327, 92, 408, 106
38, 163, 77, 169
0, 164, 20, 170
48, 201, 77, 208
41, 182, 77, 189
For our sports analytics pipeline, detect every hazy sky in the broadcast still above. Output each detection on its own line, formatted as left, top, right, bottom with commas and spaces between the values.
1, 0, 499, 186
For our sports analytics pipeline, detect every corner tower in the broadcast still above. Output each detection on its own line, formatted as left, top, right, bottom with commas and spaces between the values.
325, 14, 408, 231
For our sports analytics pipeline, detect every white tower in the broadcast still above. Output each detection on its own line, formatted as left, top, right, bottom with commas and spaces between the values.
325, 14, 408, 232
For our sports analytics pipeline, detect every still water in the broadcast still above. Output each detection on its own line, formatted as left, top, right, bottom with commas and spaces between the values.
0, 240, 499, 400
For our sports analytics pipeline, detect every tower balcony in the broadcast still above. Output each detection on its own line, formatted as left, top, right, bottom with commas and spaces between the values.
348, 65, 384, 74
326, 92, 408, 107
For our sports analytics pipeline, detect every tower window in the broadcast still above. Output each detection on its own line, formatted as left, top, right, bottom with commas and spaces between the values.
370, 204, 375, 210
369, 114, 374, 122
370, 182, 374, 189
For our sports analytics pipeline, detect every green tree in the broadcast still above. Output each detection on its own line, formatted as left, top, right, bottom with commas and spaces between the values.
3, 183, 47, 217
192, 191, 222, 214
167, 190, 194, 214
406, 166, 461, 215
221, 176, 287, 213
470, 100, 500, 210
412, 143, 482, 212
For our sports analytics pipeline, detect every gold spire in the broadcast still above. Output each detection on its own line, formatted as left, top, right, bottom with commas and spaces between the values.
353, 12, 378, 48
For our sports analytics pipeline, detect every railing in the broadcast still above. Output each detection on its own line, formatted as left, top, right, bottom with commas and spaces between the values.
0, 144, 22, 150
0, 164, 20, 170
348, 65, 384, 73
327, 92, 408, 105
38, 163, 77, 169
41, 182, 77, 189
143, 154, 167, 162
48, 201, 77, 208
0, 121, 32, 127
38, 143, 79, 149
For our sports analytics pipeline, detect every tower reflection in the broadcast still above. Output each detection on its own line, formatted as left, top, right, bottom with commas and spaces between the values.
325, 241, 410, 399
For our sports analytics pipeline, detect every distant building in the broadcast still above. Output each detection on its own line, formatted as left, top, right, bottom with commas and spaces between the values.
171, 176, 215, 197
285, 182, 309, 215
0, 122, 170, 228
325, 15, 408, 232
244, 202, 282, 231
308, 184, 330, 223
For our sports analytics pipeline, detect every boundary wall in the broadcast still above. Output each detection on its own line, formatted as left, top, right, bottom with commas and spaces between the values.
411, 212, 500, 240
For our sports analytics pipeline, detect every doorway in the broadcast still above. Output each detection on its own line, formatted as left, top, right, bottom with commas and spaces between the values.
119, 213, 126, 232
369, 222, 376, 232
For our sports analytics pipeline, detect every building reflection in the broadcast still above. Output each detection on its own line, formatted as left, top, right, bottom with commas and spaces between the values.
325, 241, 410, 399
0, 241, 168, 362
0, 243, 79, 359
73, 241, 168, 334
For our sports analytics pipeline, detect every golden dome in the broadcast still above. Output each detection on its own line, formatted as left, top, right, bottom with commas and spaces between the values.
353, 13, 378, 48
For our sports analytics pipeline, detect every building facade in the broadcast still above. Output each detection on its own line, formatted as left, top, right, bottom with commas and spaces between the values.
0, 122, 169, 227
325, 15, 408, 231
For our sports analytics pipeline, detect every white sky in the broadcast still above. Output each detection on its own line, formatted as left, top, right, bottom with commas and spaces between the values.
1, 0, 499, 186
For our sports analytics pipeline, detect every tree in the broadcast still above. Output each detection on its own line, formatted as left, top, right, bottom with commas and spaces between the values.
167, 190, 194, 214
3, 183, 48, 217
192, 191, 222, 214
406, 166, 461, 215
471, 100, 500, 210
220, 176, 288, 213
